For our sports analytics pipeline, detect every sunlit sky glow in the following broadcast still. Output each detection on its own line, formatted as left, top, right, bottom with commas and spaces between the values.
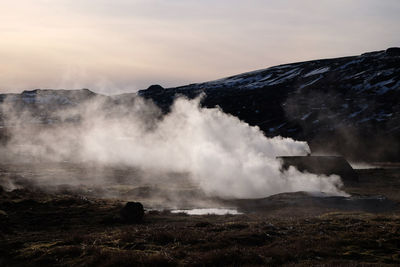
1, 0, 399, 94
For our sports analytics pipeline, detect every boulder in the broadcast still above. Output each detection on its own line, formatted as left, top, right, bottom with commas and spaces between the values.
120, 202, 144, 223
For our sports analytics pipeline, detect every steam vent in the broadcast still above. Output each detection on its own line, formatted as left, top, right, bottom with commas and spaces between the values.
278, 156, 358, 182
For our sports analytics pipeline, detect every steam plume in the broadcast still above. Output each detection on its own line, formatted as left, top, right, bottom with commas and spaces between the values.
0, 95, 346, 198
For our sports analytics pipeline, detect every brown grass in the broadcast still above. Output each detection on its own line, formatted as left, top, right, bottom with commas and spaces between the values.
1, 168, 400, 266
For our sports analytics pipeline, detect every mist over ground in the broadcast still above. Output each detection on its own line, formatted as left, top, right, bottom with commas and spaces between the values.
0, 95, 345, 199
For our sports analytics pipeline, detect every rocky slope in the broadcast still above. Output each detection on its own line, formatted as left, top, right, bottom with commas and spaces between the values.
138, 48, 400, 161
1, 48, 399, 160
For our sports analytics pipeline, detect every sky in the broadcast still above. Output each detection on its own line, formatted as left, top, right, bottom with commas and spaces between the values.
0, 0, 399, 94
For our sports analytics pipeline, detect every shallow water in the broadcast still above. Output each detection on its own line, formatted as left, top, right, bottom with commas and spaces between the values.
171, 208, 242, 215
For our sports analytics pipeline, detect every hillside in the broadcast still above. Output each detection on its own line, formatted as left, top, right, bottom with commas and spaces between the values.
138, 48, 400, 161
1, 48, 399, 160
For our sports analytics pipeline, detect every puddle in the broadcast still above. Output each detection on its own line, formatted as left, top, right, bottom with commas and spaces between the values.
171, 208, 242, 215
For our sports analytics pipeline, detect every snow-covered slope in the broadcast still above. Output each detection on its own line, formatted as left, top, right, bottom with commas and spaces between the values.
138, 48, 400, 160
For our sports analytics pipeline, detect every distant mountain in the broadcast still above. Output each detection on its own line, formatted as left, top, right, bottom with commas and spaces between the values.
1, 48, 399, 161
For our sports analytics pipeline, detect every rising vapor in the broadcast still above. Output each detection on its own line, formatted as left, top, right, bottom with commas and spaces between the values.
0, 95, 346, 198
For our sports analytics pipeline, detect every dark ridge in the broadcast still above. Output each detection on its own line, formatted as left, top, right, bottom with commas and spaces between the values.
1, 48, 399, 161
137, 48, 400, 161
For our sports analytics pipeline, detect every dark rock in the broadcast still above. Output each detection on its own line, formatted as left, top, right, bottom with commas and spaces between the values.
120, 202, 144, 223
147, 84, 164, 92
386, 47, 400, 56
137, 84, 165, 97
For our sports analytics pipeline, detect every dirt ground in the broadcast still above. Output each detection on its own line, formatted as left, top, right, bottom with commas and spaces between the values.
1, 164, 400, 266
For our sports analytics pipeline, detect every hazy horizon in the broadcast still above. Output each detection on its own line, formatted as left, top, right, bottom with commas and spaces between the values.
1, 0, 399, 94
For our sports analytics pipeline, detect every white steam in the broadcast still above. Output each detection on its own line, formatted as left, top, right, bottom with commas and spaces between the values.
1, 95, 346, 198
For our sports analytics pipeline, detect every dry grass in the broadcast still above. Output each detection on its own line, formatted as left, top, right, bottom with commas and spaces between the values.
1, 167, 400, 266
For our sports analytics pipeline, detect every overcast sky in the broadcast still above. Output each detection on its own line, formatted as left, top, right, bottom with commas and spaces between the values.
1, 0, 399, 94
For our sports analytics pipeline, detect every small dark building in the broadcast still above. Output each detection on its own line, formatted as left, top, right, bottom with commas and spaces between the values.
278, 156, 358, 182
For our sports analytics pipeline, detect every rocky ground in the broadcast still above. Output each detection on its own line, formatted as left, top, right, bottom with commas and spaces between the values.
1, 165, 400, 266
